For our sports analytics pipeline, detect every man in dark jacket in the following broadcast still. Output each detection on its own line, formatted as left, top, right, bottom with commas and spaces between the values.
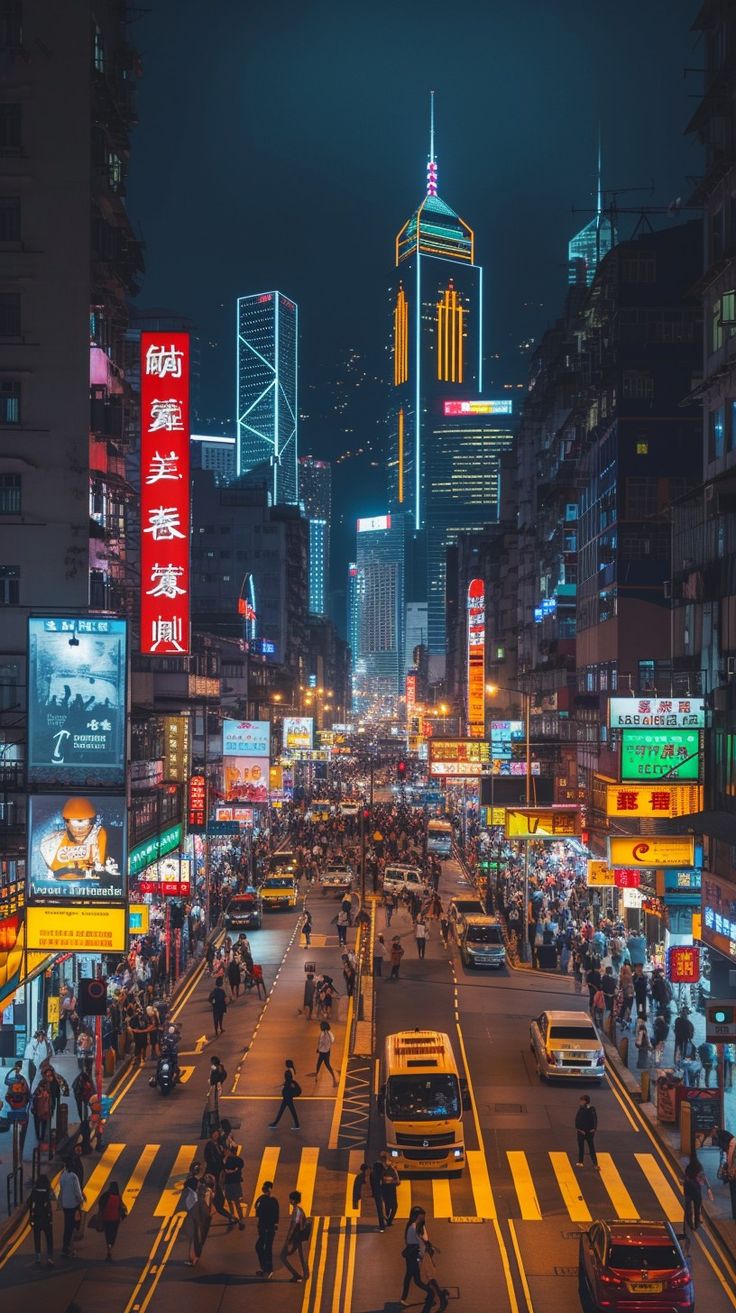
255, 1180, 280, 1278
209, 978, 227, 1036
574, 1094, 599, 1168
633, 964, 649, 1018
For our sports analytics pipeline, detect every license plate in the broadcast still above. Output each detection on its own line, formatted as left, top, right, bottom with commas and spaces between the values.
627, 1282, 663, 1293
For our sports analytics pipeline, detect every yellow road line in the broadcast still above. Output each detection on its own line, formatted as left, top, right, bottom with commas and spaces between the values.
507, 1150, 542, 1220
432, 1177, 453, 1219
332, 1217, 347, 1313
122, 1144, 159, 1214
549, 1152, 592, 1223
0, 1169, 61, 1270
108, 1063, 141, 1114
604, 1071, 640, 1132
597, 1153, 639, 1219
122, 1218, 168, 1313
311, 1215, 331, 1312
296, 1146, 319, 1217
328, 992, 355, 1149
508, 1217, 535, 1313
248, 1146, 281, 1214
345, 1149, 363, 1218
492, 1216, 520, 1313
634, 1153, 682, 1223
344, 1218, 358, 1313
396, 1178, 412, 1218
153, 1144, 197, 1217
83, 1142, 125, 1210
467, 1148, 496, 1220
136, 1211, 184, 1313
299, 1214, 323, 1313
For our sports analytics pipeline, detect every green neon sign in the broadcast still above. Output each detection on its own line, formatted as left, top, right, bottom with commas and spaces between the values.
129, 823, 183, 877
620, 729, 700, 782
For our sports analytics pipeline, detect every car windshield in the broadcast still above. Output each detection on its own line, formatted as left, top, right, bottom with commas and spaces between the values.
454, 902, 483, 914
386, 1074, 461, 1121
607, 1244, 680, 1271
467, 926, 503, 944
264, 877, 294, 888
270, 855, 295, 869
548, 1025, 598, 1041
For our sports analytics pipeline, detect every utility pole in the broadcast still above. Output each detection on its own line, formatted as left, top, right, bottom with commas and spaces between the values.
522, 691, 531, 963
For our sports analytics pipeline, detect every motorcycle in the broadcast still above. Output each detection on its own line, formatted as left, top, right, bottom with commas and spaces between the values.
154, 1052, 179, 1095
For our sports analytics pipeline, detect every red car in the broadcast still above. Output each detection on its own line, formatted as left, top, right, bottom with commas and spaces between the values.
579, 1220, 694, 1313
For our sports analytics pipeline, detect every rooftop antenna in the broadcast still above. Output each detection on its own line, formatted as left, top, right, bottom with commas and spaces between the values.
427, 90, 438, 196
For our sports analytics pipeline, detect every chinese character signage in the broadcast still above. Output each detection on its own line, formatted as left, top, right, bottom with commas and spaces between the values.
620, 729, 701, 782
26, 905, 127, 954
28, 794, 126, 903
222, 719, 270, 757
608, 697, 705, 729
614, 869, 641, 889
667, 946, 700, 984
587, 861, 615, 887
187, 774, 207, 832
27, 617, 126, 786
140, 332, 190, 655
223, 757, 269, 803
428, 739, 491, 778
129, 823, 182, 879
283, 717, 314, 751
608, 836, 695, 869
505, 807, 581, 838
605, 783, 704, 818
137, 855, 191, 898
467, 579, 485, 739
406, 671, 418, 727
701, 870, 736, 961
163, 715, 190, 782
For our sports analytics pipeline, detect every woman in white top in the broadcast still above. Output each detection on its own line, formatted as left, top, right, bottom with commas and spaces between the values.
415, 917, 428, 959
315, 1021, 337, 1087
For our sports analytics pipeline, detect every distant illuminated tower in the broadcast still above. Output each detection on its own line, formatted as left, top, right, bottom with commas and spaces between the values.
568, 136, 616, 286
236, 291, 298, 504
388, 92, 483, 532
299, 455, 331, 616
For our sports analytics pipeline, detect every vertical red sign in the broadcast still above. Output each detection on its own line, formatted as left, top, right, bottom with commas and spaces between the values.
140, 333, 190, 655
467, 578, 485, 738
187, 774, 207, 831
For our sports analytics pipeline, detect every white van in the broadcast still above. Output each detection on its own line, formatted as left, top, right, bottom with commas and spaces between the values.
382, 864, 429, 898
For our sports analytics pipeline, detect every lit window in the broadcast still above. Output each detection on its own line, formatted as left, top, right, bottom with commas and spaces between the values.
0, 379, 20, 423
636, 441, 648, 455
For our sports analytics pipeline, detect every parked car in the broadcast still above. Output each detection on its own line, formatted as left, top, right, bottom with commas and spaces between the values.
448, 896, 485, 934
321, 862, 354, 893
382, 865, 428, 898
529, 1010, 605, 1082
459, 916, 506, 969
578, 1220, 693, 1313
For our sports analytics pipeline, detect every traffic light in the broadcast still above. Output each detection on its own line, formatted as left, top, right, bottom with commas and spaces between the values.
397, 760, 407, 781
78, 978, 107, 1017
362, 807, 371, 824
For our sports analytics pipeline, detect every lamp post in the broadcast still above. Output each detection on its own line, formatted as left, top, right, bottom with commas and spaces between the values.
486, 682, 532, 961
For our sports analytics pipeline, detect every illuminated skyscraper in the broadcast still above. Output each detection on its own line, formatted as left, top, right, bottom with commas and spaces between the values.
355, 514, 408, 705
236, 291, 298, 504
299, 455, 331, 616
568, 139, 616, 286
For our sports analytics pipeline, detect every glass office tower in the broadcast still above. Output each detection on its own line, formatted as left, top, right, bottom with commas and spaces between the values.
236, 291, 298, 504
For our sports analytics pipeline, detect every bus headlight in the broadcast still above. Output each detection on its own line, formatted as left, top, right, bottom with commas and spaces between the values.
453, 1148, 463, 1159
390, 1150, 399, 1158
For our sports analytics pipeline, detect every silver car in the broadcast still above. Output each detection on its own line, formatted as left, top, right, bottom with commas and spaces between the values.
321, 863, 353, 892
529, 1010, 605, 1082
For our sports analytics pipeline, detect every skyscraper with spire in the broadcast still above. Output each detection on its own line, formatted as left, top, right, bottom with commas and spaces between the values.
568, 136, 616, 286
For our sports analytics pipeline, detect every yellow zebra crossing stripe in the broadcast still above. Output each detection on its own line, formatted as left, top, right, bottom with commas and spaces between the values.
597, 1153, 639, 1219
467, 1148, 496, 1219
83, 1143, 126, 1211
153, 1145, 197, 1217
248, 1146, 281, 1214
122, 1144, 159, 1214
549, 1152, 592, 1223
432, 1177, 453, 1220
635, 1153, 682, 1223
507, 1150, 542, 1220
296, 1145, 319, 1217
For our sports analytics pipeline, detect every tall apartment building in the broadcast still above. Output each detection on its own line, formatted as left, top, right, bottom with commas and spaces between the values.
299, 454, 331, 616
236, 291, 298, 505
354, 513, 407, 708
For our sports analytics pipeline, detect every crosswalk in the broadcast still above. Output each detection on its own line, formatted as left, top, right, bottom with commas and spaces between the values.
18, 1141, 683, 1231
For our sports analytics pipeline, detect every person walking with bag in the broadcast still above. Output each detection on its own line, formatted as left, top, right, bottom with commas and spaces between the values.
181, 1164, 202, 1266
254, 1179, 279, 1279
208, 977, 227, 1037
683, 1154, 713, 1241
301, 910, 312, 948
314, 1021, 338, 1087
416, 1216, 449, 1311
59, 1156, 84, 1258
280, 1189, 310, 1283
97, 1181, 127, 1261
574, 1094, 599, 1169
268, 1061, 301, 1129
379, 1151, 400, 1227
399, 1206, 432, 1307
29, 1173, 55, 1267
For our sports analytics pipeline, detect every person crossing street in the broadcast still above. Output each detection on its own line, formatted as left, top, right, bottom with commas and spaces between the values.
255, 1179, 279, 1278
575, 1094, 599, 1169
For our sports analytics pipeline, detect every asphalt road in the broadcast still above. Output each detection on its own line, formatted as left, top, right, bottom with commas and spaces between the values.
1, 856, 735, 1313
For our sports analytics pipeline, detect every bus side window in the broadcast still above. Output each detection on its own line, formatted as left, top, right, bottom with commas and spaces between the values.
459, 1079, 471, 1113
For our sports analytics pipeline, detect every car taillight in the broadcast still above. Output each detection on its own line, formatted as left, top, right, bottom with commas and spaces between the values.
669, 1269, 691, 1288
599, 1271, 625, 1287
545, 1050, 558, 1065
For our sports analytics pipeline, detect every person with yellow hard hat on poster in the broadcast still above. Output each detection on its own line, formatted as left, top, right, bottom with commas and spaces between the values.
39, 797, 108, 881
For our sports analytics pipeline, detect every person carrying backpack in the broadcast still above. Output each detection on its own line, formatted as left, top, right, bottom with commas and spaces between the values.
29, 1173, 56, 1266
98, 1180, 127, 1261
31, 1078, 52, 1146
5, 1061, 30, 1151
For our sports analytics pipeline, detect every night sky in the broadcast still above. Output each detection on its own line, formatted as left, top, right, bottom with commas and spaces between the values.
128, 0, 701, 610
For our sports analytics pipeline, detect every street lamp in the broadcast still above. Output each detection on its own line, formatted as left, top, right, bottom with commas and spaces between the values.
485, 682, 532, 961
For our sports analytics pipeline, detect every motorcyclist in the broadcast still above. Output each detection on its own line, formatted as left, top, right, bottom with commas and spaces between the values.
151, 1024, 181, 1088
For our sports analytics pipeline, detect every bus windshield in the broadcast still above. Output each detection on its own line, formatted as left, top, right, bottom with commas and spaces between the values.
263, 877, 295, 888
386, 1074, 460, 1121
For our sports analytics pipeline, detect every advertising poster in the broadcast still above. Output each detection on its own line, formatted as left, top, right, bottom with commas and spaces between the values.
608, 697, 705, 729
606, 783, 704, 818
28, 793, 126, 903
163, 715, 190, 782
608, 835, 695, 868
620, 729, 701, 782
137, 855, 191, 898
466, 579, 485, 738
283, 717, 314, 751
223, 756, 270, 803
26, 905, 127, 954
27, 617, 126, 786
701, 870, 736, 960
222, 719, 270, 757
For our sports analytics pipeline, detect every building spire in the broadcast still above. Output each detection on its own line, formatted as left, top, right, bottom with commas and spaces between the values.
427, 90, 437, 196
596, 122, 602, 217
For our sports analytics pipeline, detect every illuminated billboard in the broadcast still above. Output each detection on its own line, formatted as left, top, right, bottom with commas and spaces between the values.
467, 579, 485, 738
406, 671, 418, 726
620, 729, 701, 782
140, 332, 191, 655
606, 783, 704, 818
27, 617, 126, 786
428, 739, 490, 777
28, 794, 126, 903
223, 719, 270, 757
608, 836, 695, 869
443, 400, 513, 416
608, 696, 705, 729
702, 870, 736, 961
505, 807, 581, 838
137, 855, 192, 898
163, 715, 190, 782
26, 905, 127, 954
283, 716, 314, 751
357, 514, 391, 533
223, 757, 270, 803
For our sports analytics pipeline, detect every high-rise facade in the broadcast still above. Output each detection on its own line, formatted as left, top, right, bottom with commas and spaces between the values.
191, 434, 236, 484
354, 514, 407, 708
299, 455, 331, 616
236, 291, 298, 505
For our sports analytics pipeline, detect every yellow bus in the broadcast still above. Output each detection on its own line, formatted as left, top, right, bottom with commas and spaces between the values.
427, 818, 453, 858
378, 1030, 470, 1174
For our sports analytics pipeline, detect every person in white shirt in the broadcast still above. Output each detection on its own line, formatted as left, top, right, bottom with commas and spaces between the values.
415, 917, 428, 959
315, 1022, 337, 1087
373, 934, 388, 978
59, 1158, 84, 1258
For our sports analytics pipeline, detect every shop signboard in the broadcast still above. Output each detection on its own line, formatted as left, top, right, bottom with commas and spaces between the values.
406, 670, 418, 728
269, 766, 283, 792
222, 719, 270, 758
0, 859, 24, 920
28, 793, 126, 903
207, 820, 239, 835
656, 870, 702, 905
608, 836, 695, 869
605, 783, 704, 818
27, 616, 127, 786
137, 855, 191, 898
666, 945, 700, 984
620, 729, 701, 782
428, 739, 490, 778
129, 823, 182, 879
163, 715, 190, 782
187, 774, 207, 832
587, 861, 615, 887
614, 869, 641, 889
482, 807, 506, 827
490, 760, 541, 776
283, 717, 314, 751
705, 1001, 736, 1043
490, 721, 525, 761
505, 807, 581, 839
466, 579, 485, 739
223, 757, 269, 803
140, 331, 191, 655
608, 697, 705, 729
701, 871, 736, 962
129, 904, 150, 935
26, 904, 127, 953
214, 805, 254, 828
623, 888, 644, 909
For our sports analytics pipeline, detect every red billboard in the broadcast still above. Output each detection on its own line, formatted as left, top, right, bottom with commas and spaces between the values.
140, 333, 190, 655
187, 774, 206, 832
467, 578, 485, 738
666, 945, 700, 984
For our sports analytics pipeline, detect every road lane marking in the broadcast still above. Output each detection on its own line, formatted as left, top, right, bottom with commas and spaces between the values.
248, 1146, 281, 1214
136, 1211, 184, 1313
550, 1152, 592, 1222
332, 1217, 347, 1313
296, 1146, 319, 1217
604, 1071, 640, 1131
345, 1149, 363, 1217
597, 1153, 639, 1219
467, 1148, 496, 1219
507, 1150, 542, 1220
299, 1214, 323, 1313
122, 1144, 159, 1214
153, 1144, 197, 1217
492, 1216, 521, 1313
311, 1215, 331, 1312
328, 983, 357, 1147
109, 1062, 142, 1114
634, 1153, 682, 1223
508, 1218, 535, 1313
343, 1217, 358, 1313
83, 1142, 126, 1210
432, 1177, 453, 1219
396, 1177, 412, 1217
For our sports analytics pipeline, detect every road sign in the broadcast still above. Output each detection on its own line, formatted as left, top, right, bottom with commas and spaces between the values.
505, 807, 581, 838
607, 836, 695, 868
705, 1001, 736, 1044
